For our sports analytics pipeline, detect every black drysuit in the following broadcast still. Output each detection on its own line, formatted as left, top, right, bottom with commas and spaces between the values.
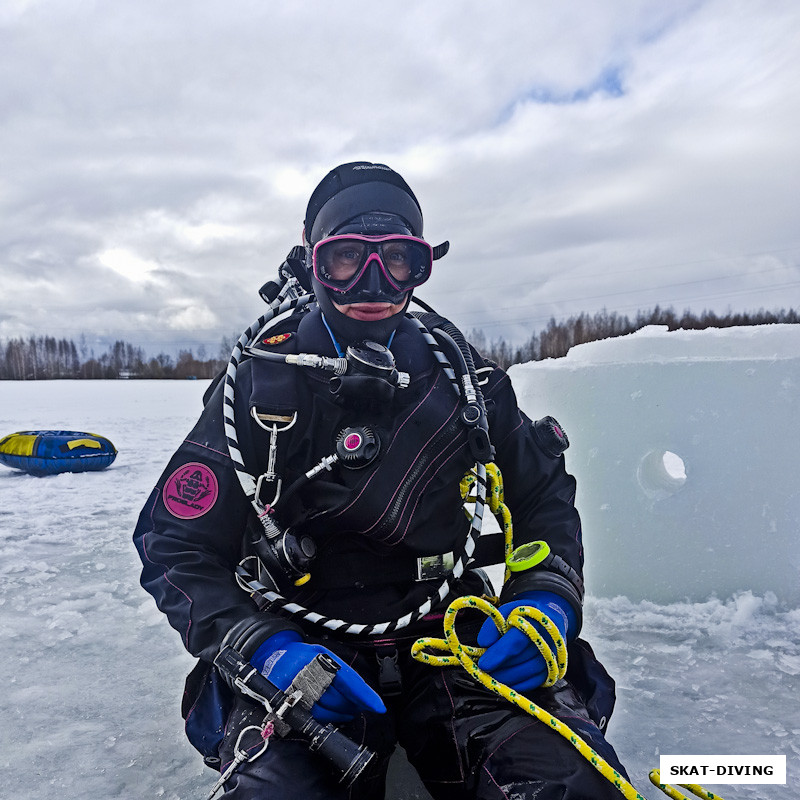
133, 306, 627, 799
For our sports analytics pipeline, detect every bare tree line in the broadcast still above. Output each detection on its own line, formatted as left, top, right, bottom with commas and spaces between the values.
1, 306, 798, 379
0, 335, 235, 380
468, 305, 800, 370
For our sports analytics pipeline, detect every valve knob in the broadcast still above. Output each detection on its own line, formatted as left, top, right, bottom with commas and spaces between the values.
335, 426, 381, 468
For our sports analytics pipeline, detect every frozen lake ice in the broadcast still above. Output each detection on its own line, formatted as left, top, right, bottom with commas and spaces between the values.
1, 325, 798, 798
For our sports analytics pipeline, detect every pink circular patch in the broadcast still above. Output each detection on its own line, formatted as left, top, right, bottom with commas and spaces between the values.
344, 433, 362, 451
163, 462, 219, 519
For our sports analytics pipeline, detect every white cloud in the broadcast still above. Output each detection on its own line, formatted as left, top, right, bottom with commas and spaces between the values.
1, 0, 798, 351
164, 302, 219, 331
98, 248, 159, 283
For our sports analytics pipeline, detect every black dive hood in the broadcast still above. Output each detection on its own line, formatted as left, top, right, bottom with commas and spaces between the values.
302, 162, 426, 347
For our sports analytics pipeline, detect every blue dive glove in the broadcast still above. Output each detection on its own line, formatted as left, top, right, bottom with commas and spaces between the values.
477, 590, 577, 692
250, 630, 386, 724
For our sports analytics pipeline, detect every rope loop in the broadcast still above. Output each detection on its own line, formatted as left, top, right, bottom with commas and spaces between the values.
411, 595, 568, 693
413, 459, 728, 800
506, 604, 568, 687
412, 595, 647, 799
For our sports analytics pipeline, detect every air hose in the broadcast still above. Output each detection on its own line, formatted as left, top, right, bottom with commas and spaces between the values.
411, 312, 494, 464
411, 466, 727, 800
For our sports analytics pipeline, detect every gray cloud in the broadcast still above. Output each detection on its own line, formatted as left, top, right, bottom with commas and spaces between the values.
1, 0, 798, 354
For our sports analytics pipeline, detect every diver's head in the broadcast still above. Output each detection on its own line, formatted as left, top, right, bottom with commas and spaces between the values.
303, 161, 431, 345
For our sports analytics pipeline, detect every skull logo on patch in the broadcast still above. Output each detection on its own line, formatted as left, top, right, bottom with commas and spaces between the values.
163, 462, 219, 519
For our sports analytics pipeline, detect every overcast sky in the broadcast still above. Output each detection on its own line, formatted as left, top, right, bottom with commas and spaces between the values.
2, 0, 799, 357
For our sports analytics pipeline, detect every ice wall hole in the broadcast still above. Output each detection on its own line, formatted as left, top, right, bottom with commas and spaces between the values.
637, 449, 687, 500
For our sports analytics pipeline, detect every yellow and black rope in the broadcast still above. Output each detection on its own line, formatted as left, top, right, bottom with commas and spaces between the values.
412, 464, 726, 800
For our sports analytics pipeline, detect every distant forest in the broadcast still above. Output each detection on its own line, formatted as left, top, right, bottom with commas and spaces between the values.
0, 337, 234, 381
1, 306, 798, 380
470, 305, 800, 370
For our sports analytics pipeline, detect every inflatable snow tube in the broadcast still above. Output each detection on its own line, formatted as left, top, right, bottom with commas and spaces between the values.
0, 430, 117, 476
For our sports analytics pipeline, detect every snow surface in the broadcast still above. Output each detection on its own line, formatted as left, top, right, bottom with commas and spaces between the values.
1, 325, 798, 799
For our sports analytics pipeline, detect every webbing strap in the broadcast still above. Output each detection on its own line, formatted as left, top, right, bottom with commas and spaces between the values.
305, 536, 505, 590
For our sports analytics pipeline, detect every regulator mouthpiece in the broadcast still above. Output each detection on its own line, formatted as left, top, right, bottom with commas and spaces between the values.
329, 341, 410, 405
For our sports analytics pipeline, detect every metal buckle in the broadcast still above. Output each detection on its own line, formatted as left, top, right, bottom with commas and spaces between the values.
415, 551, 455, 581
250, 410, 297, 510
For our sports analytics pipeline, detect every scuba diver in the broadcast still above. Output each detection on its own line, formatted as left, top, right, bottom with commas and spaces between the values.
133, 161, 629, 799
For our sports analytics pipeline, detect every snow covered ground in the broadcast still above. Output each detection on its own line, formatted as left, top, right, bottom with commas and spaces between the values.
1, 325, 798, 799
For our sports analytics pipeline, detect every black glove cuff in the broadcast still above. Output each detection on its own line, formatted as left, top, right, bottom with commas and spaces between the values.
500, 570, 584, 633
220, 614, 304, 662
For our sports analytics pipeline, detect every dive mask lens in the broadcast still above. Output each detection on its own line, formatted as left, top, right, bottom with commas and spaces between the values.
313, 235, 433, 293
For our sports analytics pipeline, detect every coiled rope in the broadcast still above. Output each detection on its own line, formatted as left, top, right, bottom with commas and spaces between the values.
412, 466, 726, 800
